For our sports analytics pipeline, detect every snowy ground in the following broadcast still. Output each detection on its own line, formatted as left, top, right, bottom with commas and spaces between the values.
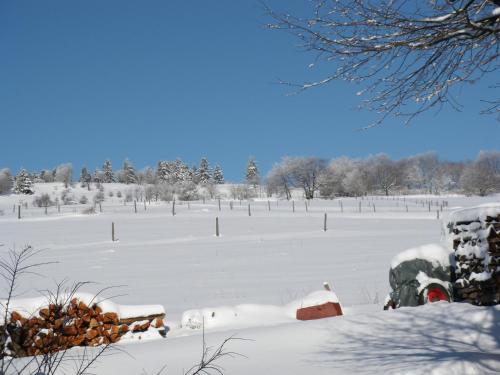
0, 183, 499, 374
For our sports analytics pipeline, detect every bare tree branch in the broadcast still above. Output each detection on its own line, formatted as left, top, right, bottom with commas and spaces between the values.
266, 0, 500, 126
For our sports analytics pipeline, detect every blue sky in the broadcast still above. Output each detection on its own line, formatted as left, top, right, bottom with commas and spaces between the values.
0, 0, 498, 181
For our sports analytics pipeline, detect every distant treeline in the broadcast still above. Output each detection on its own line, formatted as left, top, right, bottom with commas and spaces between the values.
1, 152, 499, 198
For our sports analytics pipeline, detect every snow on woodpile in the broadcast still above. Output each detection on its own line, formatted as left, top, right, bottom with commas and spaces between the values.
446, 205, 500, 305
0, 293, 166, 357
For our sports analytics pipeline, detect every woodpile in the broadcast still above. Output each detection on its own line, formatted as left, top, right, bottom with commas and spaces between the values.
1, 298, 165, 358
450, 211, 500, 305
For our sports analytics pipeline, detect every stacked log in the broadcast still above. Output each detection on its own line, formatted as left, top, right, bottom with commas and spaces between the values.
449, 211, 500, 305
1, 298, 165, 358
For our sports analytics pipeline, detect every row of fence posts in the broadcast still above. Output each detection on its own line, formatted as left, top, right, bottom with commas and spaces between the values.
12, 192, 449, 219
111, 211, 331, 241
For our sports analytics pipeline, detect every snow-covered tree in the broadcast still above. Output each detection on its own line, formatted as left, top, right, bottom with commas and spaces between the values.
266, 161, 293, 200
190, 166, 199, 184
55, 163, 73, 188
213, 165, 224, 184
14, 169, 34, 195
177, 181, 199, 201
366, 155, 404, 196
460, 151, 500, 196
197, 158, 211, 185
138, 166, 156, 185
245, 158, 260, 186
102, 160, 115, 183
0, 168, 14, 194
174, 159, 190, 183
94, 169, 105, 185
39, 170, 54, 183
122, 159, 137, 185
80, 167, 92, 189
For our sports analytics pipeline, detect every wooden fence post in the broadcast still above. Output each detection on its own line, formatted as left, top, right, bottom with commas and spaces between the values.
18, 205, 21, 220
248, 204, 251, 217
216, 217, 220, 237
172, 199, 176, 216
324, 213, 327, 232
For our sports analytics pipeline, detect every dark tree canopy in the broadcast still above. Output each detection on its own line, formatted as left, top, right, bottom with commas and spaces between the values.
267, 0, 500, 126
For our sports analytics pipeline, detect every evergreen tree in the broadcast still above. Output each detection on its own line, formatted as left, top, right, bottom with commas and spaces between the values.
80, 167, 92, 188
190, 166, 199, 184
14, 169, 34, 195
156, 161, 167, 183
213, 165, 224, 184
102, 160, 115, 183
123, 159, 137, 184
197, 158, 211, 185
246, 157, 260, 186
174, 159, 190, 183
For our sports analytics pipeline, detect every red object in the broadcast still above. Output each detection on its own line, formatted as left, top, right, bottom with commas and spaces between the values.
427, 287, 448, 303
296, 302, 343, 321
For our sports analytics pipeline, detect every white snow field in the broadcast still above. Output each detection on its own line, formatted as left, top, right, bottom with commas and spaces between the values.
0, 183, 499, 374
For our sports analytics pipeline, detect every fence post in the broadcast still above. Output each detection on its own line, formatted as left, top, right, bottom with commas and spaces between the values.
216, 217, 220, 237
323, 213, 327, 232
305, 201, 308, 212
18, 205, 21, 220
292, 200, 295, 213
134, 200, 137, 213
248, 204, 251, 217
268, 200, 271, 211
172, 199, 176, 216
359, 201, 361, 213
218, 198, 221, 212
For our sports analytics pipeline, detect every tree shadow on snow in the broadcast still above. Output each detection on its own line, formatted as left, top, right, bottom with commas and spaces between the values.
312, 303, 500, 374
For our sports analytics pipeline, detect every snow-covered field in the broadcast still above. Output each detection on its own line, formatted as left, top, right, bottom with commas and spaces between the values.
0, 183, 499, 374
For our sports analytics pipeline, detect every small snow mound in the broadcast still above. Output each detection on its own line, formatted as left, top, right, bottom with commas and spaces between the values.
180, 290, 342, 330
390, 244, 452, 269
